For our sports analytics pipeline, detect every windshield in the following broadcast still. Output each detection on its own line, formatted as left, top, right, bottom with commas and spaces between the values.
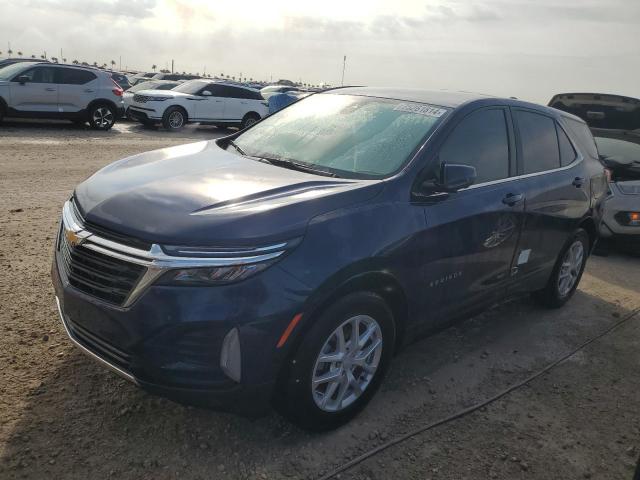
172, 80, 206, 94
233, 94, 448, 178
0, 62, 36, 80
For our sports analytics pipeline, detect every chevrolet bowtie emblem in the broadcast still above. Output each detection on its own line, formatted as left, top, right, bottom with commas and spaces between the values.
65, 228, 84, 247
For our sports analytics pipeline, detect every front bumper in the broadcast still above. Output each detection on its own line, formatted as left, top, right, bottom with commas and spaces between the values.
128, 106, 162, 123
51, 239, 310, 415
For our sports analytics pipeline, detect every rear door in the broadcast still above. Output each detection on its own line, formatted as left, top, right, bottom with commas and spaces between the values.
220, 86, 262, 121
418, 107, 525, 321
56, 67, 99, 113
507, 108, 588, 292
9, 66, 58, 112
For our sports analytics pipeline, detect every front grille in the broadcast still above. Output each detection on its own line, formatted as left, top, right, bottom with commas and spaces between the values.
59, 231, 145, 306
133, 94, 150, 103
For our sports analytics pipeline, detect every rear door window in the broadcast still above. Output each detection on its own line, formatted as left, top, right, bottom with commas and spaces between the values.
515, 110, 560, 174
439, 108, 510, 184
57, 68, 97, 85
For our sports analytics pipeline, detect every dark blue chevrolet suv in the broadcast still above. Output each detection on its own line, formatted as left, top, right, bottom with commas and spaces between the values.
52, 88, 607, 430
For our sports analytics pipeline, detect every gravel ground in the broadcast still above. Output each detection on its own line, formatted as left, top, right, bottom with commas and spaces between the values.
1, 120, 639, 480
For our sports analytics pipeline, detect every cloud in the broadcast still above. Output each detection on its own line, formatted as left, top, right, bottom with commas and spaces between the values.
25, 0, 157, 19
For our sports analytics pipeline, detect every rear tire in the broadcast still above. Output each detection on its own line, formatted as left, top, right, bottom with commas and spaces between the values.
89, 103, 116, 130
275, 292, 395, 431
532, 229, 589, 308
162, 106, 187, 131
240, 112, 260, 130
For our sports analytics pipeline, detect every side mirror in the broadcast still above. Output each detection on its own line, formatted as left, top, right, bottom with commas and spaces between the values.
201, 90, 212, 96
16, 75, 30, 84
435, 163, 477, 192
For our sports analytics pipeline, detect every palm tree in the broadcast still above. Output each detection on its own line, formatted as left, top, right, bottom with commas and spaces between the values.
40, 55, 45, 60
152, 64, 157, 72
8, 49, 13, 56
31, 54, 36, 59
51, 57, 58, 63
62, 58, 67, 63
93, 61, 98, 67
17, 51, 23, 56
72, 59, 79, 65
110, 60, 116, 68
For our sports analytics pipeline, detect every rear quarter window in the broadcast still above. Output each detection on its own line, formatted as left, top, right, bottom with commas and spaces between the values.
564, 117, 599, 159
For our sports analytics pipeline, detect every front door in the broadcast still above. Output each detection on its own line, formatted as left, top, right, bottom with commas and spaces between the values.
419, 107, 524, 321
194, 84, 226, 122
9, 66, 58, 113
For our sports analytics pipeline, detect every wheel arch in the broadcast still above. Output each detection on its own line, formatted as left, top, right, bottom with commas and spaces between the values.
87, 98, 118, 114
164, 104, 189, 122
291, 266, 409, 357
578, 216, 598, 252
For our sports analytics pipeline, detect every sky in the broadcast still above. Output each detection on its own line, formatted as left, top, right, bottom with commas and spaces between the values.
1, 0, 639, 103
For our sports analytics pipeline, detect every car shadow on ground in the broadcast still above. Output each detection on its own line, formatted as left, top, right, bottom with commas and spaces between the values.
1, 285, 636, 480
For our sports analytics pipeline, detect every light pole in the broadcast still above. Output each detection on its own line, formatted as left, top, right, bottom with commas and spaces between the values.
341, 55, 347, 86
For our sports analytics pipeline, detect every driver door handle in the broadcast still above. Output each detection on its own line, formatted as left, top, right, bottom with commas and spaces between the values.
572, 177, 585, 188
502, 192, 524, 206
45, 87, 56, 91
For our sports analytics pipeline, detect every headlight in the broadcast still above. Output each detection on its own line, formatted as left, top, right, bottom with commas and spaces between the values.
158, 261, 275, 286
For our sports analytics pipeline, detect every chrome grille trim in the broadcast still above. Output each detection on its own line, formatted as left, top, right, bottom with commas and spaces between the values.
60, 201, 288, 307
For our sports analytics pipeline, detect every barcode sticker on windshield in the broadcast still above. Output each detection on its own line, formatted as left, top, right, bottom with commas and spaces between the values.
394, 103, 447, 118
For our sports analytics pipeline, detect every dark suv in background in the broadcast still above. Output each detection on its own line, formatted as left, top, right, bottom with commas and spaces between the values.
550, 93, 640, 252
53, 88, 607, 430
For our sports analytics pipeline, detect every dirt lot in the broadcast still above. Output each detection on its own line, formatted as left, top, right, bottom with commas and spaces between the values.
1, 120, 639, 480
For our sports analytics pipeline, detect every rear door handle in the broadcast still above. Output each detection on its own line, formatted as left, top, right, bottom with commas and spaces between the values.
572, 177, 585, 188
45, 87, 56, 91
84, 89, 95, 93
502, 193, 524, 206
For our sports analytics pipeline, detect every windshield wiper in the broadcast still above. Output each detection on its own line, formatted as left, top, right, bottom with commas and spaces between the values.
257, 156, 337, 178
227, 140, 246, 156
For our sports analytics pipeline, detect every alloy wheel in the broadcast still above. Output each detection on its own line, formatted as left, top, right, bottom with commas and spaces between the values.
311, 315, 383, 412
92, 107, 113, 128
168, 111, 184, 129
557, 240, 584, 297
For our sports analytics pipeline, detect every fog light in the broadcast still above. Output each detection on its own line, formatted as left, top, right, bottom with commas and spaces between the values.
630, 212, 640, 226
220, 328, 241, 382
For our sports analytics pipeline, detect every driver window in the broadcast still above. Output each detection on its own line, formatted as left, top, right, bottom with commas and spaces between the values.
439, 108, 510, 184
18, 67, 56, 83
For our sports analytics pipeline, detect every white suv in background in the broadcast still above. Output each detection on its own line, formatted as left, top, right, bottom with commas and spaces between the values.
0, 62, 124, 130
127, 80, 268, 131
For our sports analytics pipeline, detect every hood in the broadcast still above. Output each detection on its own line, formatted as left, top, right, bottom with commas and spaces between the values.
74, 141, 382, 247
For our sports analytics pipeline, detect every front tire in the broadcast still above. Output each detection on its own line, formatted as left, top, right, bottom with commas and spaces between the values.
533, 229, 589, 308
276, 292, 395, 431
89, 103, 116, 130
162, 106, 187, 131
